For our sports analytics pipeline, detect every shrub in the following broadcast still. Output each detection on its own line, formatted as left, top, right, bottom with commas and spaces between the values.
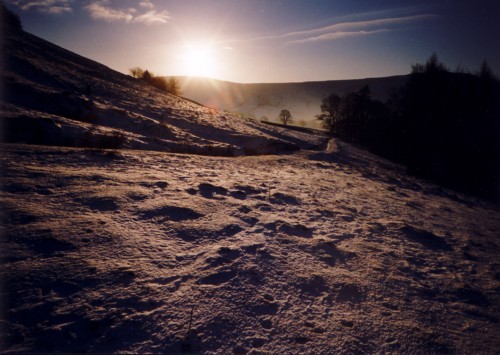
129, 67, 181, 95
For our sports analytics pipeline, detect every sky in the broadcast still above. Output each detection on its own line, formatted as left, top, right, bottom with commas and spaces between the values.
5, 0, 500, 83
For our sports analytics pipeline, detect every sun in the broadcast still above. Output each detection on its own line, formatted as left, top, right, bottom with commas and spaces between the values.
181, 43, 217, 78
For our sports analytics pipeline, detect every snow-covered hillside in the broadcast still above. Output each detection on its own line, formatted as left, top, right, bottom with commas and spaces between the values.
1, 14, 500, 355
2, 141, 499, 353
2, 26, 324, 155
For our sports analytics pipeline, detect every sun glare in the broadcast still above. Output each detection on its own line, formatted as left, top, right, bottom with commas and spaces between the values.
181, 43, 217, 78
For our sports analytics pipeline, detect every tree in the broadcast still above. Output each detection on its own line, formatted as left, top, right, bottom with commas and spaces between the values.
129, 67, 180, 94
142, 70, 152, 81
317, 93, 342, 133
424, 52, 447, 73
389, 53, 500, 198
478, 59, 497, 81
411, 52, 447, 74
129, 67, 145, 79
167, 77, 181, 96
150, 76, 168, 91
279, 109, 292, 125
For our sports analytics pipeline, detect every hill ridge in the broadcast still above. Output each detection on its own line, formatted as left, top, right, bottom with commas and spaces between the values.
1, 25, 325, 155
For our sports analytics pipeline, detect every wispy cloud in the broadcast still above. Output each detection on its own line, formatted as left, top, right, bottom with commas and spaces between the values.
285, 14, 435, 44
139, 0, 154, 10
287, 29, 391, 45
224, 13, 435, 45
10, 0, 73, 14
84, 0, 170, 25
133, 10, 169, 25
85, 1, 133, 22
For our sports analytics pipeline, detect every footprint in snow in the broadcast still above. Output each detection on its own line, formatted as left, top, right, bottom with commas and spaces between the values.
232, 184, 265, 195
335, 283, 365, 303
260, 318, 273, 329
198, 269, 237, 285
269, 192, 301, 205
278, 222, 313, 238
296, 274, 328, 296
77, 196, 120, 211
175, 224, 242, 242
255, 203, 273, 212
339, 214, 356, 222
401, 225, 452, 251
263, 221, 313, 238
198, 183, 227, 199
453, 286, 490, 307
250, 300, 279, 315
3, 183, 33, 194
126, 191, 149, 201
5, 209, 37, 225
139, 181, 168, 189
18, 229, 76, 256
204, 247, 241, 268
141, 206, 203, 222
230, 189, 247, 200
311, 240, 356, 266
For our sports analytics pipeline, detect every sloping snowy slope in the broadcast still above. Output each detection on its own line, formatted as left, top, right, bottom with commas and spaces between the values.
2, 11, 499, 355
1, 141, 499, 353
1, 26, 324, 155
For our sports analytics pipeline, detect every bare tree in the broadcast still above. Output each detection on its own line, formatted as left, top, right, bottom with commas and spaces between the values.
279, 109, 292, 125
129, 67, 145, 79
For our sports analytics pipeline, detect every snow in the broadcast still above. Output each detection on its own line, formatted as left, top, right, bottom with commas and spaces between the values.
1, 22, 500, 354
2, 141, 499, 353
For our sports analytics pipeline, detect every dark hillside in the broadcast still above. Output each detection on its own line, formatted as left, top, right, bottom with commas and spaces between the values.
318, 56, 500, 201
1, 12, 324, 155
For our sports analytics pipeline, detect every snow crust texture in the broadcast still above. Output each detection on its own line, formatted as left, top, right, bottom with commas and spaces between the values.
2, 141, 499, 354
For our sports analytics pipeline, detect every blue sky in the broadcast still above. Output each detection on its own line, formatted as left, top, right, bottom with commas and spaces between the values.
5, 0, 500, 83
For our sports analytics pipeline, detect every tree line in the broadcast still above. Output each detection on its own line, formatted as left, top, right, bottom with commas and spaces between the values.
129, 67, 181, 96
317, 54, 500, 200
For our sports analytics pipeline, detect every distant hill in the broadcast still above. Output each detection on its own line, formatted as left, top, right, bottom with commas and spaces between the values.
174, 75, 408, 126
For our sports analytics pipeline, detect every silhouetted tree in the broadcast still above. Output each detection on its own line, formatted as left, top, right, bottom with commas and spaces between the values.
129, 67, 145, 79
142, 70, 152, 81
321, 85, 390, 146
150, 76, 168, 91
478, 60, 497, 81
317, 93, 342, 133
390, 53, 500, 198
279, 109, 292, 125
129, 67, 179, 94
411, 52, 447, 74
316, 53, 500, 199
